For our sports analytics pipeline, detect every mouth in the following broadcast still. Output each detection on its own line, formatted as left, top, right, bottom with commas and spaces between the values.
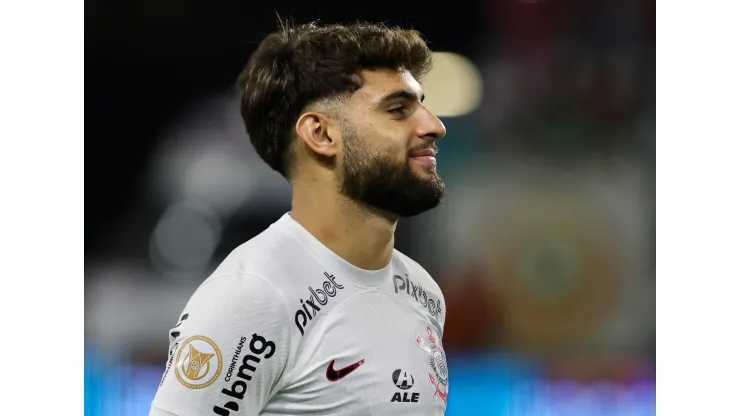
409, 147, 438, 167
409, 148, 437, 158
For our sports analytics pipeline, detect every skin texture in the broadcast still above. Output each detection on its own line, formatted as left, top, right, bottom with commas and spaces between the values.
290, 68, 447, 270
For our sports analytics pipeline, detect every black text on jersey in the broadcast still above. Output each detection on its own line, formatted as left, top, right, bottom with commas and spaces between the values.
393, 275, 443, 318
294, 272, 344, 335
212, 333, 276, 416
391, 392, 421, 403
391, 369, 420, 403
160, 313, 189, 386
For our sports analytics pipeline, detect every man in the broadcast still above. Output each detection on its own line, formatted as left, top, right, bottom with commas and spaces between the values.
150, 20, 449, 416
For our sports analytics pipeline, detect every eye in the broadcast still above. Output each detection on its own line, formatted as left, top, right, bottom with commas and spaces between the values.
388, 106, 407, 115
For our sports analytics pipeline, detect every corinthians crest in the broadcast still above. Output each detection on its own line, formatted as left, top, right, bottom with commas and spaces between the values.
415, 326, 448, 403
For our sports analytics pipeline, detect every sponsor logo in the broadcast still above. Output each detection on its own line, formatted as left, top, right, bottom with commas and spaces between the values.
393, 275, 443, 317
212, 333, 276, 416
175, 335, 223, 389
224, 336, 246, 383
325, 359, 365, 382
415, 326, 448, 404
160, 313, 189, 386
391, 368, 420, 403
294, 272, 344, 336
392, 369, 415, 390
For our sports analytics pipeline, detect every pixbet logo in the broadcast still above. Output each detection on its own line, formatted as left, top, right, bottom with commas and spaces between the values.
393, 275, 442, 317
294, 272, 344, 335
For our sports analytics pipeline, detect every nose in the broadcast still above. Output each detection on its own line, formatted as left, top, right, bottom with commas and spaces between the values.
417, 107, 446, 142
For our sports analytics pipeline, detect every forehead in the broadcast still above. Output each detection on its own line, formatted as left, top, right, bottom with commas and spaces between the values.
352, 68, 423, 105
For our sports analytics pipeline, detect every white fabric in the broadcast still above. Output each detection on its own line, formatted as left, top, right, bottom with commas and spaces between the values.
150, 213, 448, 416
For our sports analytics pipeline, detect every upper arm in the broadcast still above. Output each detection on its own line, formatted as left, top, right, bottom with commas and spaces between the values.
150, 407, 178, 416
150, 272, 291, 416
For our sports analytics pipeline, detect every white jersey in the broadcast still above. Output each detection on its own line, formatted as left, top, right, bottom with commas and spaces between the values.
150, 213, 448, 416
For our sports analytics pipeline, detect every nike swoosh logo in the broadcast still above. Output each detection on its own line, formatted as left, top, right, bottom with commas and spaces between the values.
325, 358, 365, 382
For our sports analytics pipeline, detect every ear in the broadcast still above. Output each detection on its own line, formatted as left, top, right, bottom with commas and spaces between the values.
295, 111, 341, 158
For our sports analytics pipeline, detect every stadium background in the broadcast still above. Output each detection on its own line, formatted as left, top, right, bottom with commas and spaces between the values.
85, 0, 655, 414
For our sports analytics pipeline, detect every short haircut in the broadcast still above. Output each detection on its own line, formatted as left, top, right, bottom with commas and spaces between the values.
237, 20, 433, 178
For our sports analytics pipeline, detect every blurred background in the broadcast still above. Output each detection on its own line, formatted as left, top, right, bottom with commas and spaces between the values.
85, 0, 655, 414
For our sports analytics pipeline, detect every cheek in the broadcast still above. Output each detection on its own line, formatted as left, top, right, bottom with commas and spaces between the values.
376, 140, 407, 164
356, 120, 409, 161
375, 129, 409, 156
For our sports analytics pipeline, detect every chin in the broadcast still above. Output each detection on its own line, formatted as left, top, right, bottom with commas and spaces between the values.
410, 164, 437, 178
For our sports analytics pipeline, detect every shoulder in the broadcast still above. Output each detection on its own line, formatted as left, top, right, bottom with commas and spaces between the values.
201, 219, 308, 297
153, 271, 293, 416
180, 271, 293, 351
181, 222, 300, 334
192, 271, 289, 313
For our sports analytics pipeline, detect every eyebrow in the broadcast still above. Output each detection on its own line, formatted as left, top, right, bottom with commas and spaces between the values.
378, 89, 425, 106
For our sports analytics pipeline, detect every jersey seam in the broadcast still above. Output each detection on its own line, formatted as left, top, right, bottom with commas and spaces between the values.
198, 270, 295, 406
277, 220, 389, 290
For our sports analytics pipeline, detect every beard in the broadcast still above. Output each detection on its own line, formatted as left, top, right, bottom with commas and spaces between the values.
338, 126, 445, 218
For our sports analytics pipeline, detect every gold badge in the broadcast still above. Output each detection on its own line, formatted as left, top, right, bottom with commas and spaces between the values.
175, 335, 223, 389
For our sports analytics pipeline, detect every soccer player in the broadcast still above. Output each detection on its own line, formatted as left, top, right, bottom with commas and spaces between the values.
150, 20, 450, 416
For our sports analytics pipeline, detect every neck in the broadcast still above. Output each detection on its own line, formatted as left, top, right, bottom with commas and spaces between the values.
289, 181, 397, 270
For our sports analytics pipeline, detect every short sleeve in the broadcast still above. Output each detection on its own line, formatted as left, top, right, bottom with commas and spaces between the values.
150, 272, 291, 416
439, 292, 447, 336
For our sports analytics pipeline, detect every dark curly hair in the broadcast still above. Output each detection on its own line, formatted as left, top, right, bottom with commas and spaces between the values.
236, 20, 434, 179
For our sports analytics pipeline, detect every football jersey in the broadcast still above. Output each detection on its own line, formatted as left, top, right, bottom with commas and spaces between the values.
149, 213, 449, 416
